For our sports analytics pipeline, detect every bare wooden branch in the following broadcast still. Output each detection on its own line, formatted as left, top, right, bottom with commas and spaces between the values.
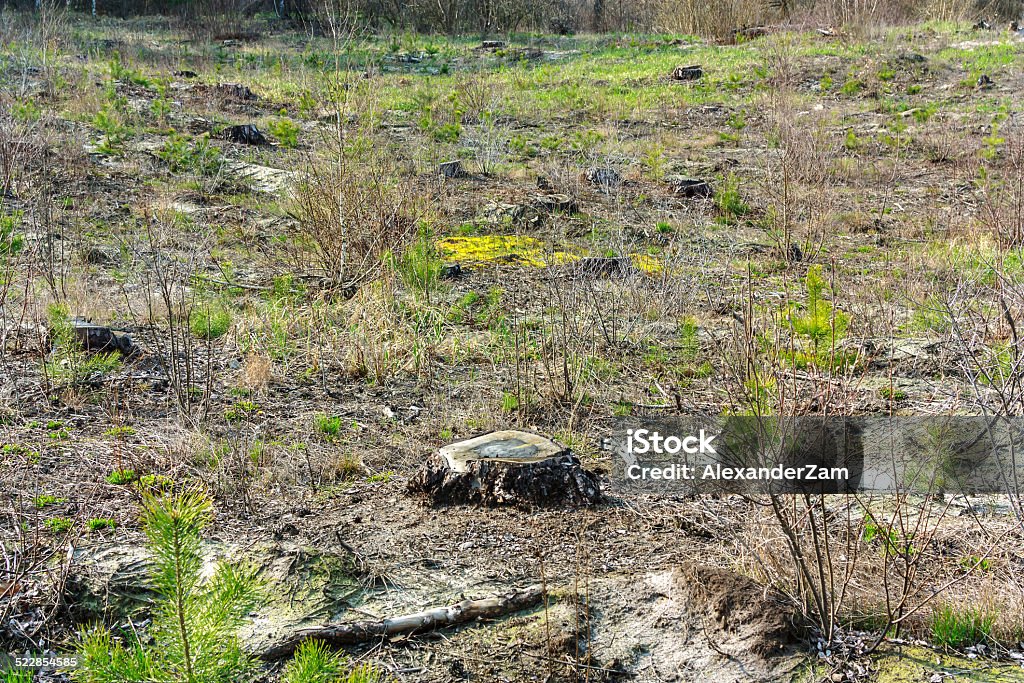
259, 584, 544, 661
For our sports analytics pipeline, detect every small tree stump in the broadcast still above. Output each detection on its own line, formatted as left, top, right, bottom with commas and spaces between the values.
62, 318, 136, 356
407, 430, 602, 507
671, 65, 703, 81
225, 124, 268, 146
669, 177, 714, 198
438, 160, 468, 179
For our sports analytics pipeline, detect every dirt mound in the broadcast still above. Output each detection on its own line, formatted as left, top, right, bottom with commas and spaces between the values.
675, 563, 804, 657
407, 452, 602, 508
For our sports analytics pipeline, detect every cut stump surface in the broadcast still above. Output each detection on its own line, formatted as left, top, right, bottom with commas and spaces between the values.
408, 430, 602, 507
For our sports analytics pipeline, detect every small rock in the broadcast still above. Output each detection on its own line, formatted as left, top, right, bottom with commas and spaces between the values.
669, 178, 714, 198
438, 160, 467, 179
671, 64, 703, 81
584, 167, 622, 191
224, 124, 268, 145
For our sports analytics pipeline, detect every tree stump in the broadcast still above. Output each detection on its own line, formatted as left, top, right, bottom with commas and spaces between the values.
671, 65, 703, 81
225, 124, 268, 146
407, 430, 602, 507
64, 318, 136, 356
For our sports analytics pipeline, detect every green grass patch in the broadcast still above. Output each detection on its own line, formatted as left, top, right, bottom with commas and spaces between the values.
930, 604, 997, 648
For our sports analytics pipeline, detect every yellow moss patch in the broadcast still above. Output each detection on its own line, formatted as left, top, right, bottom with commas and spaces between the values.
872, 644, 1024, 683
630, 253, 666, 275
436, 235, 579, 268
437, 236, 670, 276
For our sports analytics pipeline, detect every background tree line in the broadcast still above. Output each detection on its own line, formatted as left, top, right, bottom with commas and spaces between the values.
0, 0, 1020, 40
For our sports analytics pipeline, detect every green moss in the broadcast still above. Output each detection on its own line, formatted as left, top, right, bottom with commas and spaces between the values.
872, 644, 1022, 683
106, 468, 137, 485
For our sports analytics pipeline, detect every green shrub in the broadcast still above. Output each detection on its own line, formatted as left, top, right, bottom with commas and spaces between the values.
224, 400, 261, 423
315, 414, 342, 438
501, 391, 519, 413
106, 468, 137, 485
44, 517, 73, 534
3, 665, 34, 682
190, 302, 232, 340
92, 104, 130, 155
73, 490, 261, 683
87, 518, 117, 532
108, 53, 150, 87
787, 265, 851, 370
395, 227, 443, 301
714, 175, 749, 222
33, 494, 66, 509
281, 640, 383, 683
268, 117, 301, 148
157, 133, 224, 176
136, 473, 175, 494
930, 604, 997, 648
0, 211, 24, 257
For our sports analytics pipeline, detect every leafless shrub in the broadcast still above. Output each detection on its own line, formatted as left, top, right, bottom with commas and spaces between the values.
657, 0, 769, 41
0, 107, 44, 202
977, 126, 1024, 249
137, 213, 214, 426
0, 469, 82, 653
289, 149, 419, 292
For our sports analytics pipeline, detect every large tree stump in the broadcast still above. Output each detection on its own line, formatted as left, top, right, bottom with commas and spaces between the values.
407, 430, 603, 507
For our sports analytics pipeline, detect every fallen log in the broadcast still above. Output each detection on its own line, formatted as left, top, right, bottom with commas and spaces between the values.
259, 584, 545, 661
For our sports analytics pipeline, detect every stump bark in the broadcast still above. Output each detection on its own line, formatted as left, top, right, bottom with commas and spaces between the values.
407, 431, 602, 507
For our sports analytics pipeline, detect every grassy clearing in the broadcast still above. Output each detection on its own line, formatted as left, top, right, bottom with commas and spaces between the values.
2, 10, 1024, 682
